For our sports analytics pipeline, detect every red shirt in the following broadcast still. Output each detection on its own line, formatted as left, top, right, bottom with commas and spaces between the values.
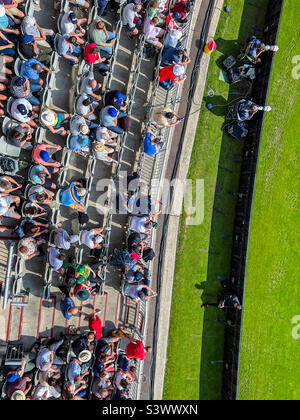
89, 315, 102, 339
126, 340, 146, 360
171, 1, 186, 16
166, 14, 176, 31
84, 43, 99, 64
159, 65, 176, 82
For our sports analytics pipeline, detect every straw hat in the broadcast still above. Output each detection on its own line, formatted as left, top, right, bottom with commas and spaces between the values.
78, 350, 92, 363
11, 390, 26, 401
80, 123, 89, 135
93, 142, 105, 153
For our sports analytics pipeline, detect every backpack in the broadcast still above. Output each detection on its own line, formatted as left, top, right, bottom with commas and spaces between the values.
118, 116, 131, 132
78, 212, 89, 225
0, 157, 17, 174
142, 247, 155, 262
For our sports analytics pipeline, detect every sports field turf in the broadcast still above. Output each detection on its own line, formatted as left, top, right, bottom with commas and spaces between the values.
238, 3, 300, 400
163, 0, 268, 400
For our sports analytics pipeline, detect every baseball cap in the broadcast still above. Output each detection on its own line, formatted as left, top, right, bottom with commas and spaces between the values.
173, 12, 182, 19
130, 252, 139, 263
108, 107, 118, 118
115, 91, 123, 103
7, 373, 20, 383
17, 103, 28, 116
82, 96, 94, 106
69, 12, 77, 24
40, 150, 50, 162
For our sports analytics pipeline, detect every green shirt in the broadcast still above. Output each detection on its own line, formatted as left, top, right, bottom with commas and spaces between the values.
89, 20, 107, 45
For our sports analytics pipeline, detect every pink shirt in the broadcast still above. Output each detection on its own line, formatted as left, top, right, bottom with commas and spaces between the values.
143, 17, 159, 40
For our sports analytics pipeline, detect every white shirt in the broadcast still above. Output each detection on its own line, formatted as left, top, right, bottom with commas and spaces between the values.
96, 126, 111, 143
122, 3, 136, 28
143, 17, 158, 40
11, 98, 32, 123
80, 71, 94, 95
81, 229, 104, 249
130, 216, 147, 233
76, 95, 91, 116
70, 115, 85, 136
48, 247, 63, 271
60, 12, 75, 35
54, 228, 71, 250
33, 384, 61, 400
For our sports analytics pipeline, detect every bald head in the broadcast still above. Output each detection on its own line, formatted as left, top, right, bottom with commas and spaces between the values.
90, 79, 97, 89
69, 307, 79, 316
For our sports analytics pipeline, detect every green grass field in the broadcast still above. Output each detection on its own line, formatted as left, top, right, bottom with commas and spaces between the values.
238, 3, 300, 400
163, 0, 268, 400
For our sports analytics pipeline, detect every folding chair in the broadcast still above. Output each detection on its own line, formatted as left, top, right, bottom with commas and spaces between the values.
13, 58, 23, 76
1, 117, 13, 135
25, 0, 35, 16
6, 97, 15, 118
34, 127, 45, 144
57, 13, 63, 34
16, 43, 28, 62
0, 136, 20, 158
54, 33, 62, 56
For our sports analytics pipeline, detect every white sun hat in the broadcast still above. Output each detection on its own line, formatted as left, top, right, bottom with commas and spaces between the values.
41, 110, 56, 126
173, 64, 185, 77
78, 350, 92, 363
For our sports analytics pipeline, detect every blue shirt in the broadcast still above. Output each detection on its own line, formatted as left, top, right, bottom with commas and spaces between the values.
60, 183, 81, 206
144, 132, 156, 156
69, 135, 90, 151
20, 58, 44, 81
67, 361, 81, 384
100, 106, 116, 127
60, 296, 75, 320
0, 15, 9, 29
29, 164, 44, 184
162, 47, 180, 66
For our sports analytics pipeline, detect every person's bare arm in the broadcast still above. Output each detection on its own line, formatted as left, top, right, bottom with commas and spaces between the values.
35, 24, 46, 41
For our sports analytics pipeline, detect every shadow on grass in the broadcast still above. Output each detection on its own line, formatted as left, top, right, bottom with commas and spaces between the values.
197, 0, 269, 400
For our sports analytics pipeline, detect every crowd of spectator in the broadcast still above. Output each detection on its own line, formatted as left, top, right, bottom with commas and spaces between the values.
0, 0, 195, 401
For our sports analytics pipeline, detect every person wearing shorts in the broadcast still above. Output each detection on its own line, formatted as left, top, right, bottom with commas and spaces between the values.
40, 109, 70, 136
0, 194, 21, 219
33, 143, 62, 168
29, 164, 58, 189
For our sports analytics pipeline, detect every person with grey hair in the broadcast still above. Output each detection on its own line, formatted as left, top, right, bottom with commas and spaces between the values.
60, 181, 87, 212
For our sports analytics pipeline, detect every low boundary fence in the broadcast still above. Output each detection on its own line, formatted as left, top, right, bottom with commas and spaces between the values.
221, 0, 285, 401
